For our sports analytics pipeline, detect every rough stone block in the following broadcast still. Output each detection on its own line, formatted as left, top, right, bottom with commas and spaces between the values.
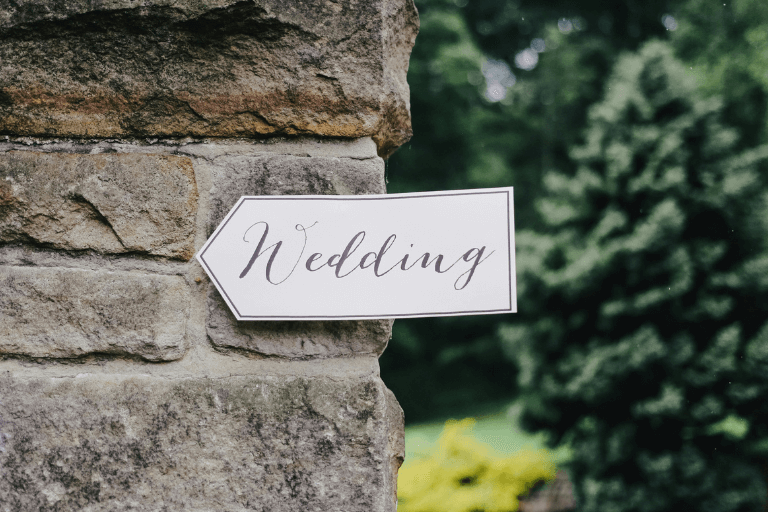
0, 151, 198, 260
205, 152, 389, 358
0, 266, 189, 361
208, 153, 386, 233
0, 373, 404, 512
207, 286, 392, 358
0, 0, 419, 157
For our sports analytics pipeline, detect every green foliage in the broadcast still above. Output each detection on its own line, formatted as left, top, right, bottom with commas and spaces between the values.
672, 0, 768, 145
386, 0, 494, 195
382, 317, 514, 424
397, 418, 556, 512
381, 0, 768, 508
502, 41, 768, 511
382, 0, 653, 423
381, 1, 706, 424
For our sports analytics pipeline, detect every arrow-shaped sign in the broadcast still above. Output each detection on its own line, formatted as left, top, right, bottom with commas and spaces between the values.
197, 187, 516, 320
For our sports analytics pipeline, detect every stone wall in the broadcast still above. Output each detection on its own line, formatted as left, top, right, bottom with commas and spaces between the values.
0, 1, 418, 510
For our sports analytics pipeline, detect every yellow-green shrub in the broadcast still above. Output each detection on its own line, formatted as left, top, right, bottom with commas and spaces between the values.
397, 418, 556, 512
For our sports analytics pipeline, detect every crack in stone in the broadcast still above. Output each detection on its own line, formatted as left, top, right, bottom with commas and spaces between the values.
69, 193, 127, 250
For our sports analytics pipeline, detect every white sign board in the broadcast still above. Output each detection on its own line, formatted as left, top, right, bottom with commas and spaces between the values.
197, 188, 516, 320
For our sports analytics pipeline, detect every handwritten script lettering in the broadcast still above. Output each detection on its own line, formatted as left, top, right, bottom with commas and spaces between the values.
239, 222, 493, 291
196, 189, 516, 319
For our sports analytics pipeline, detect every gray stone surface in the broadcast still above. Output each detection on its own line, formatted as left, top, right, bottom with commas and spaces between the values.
0, 136, 382, 161
208, 153, 386, 233
0, 372, 403, 512
0, 0, 419, 157
0, 0, 413, 507
385, 387, 406, 506
208, 286, 392, 358
0, 151, 198, 260
0, 266, 189, 361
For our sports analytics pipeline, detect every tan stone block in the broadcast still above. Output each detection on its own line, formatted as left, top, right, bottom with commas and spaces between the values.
0, 151, 198, 260
0, 0, 419, 157
0, 266, 190, 361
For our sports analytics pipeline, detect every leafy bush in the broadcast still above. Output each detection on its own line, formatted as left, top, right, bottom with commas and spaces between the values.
398, 418, 556, 512
502, 40, 768, 512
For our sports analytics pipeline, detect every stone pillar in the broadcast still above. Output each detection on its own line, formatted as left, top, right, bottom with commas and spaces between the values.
0, 2, 417, 510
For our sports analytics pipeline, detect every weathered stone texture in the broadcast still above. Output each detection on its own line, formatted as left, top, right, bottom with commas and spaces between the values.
208, 153, 386, 233
0, 0, 413, 505
0, 373, 402, 512
0, 0, 419, 157
381, 0, 420, 157
0, 151, 198, 260
208, 286, 392, 358
0, 266, 189, 361
385, 387, 406, 506
204, 151, 392, 358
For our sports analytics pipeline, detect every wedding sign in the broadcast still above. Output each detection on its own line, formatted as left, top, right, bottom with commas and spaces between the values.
196, 188, 516, 320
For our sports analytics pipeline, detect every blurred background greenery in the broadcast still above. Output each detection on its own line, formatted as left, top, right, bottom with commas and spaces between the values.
380, 0, 768, 510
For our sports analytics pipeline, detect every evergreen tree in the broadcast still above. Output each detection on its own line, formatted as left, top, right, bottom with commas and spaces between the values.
672, 0, 768, 147
501, 41, 768, 511
382, 0, 678, 422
